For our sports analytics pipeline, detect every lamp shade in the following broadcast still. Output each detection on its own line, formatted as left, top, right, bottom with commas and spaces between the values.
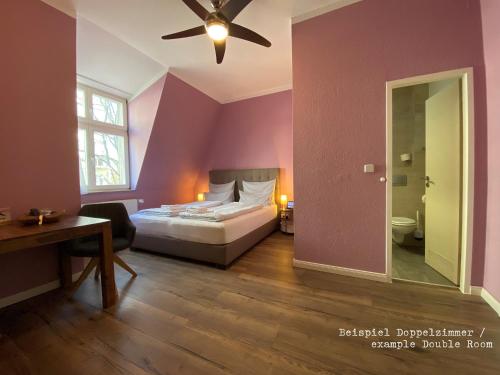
197, 193, 205, 202
280, 194, 288, 205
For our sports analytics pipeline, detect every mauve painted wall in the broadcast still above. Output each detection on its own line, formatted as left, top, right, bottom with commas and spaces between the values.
0, 0, 81, 298
82, 73, 221, 208
197, 90, 293, 197
292, 0, 487, 284
481, 0, 500, 300
129, 75, 166, 190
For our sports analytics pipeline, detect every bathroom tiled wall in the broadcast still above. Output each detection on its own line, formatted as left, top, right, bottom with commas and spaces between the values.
392, 84, 428, 244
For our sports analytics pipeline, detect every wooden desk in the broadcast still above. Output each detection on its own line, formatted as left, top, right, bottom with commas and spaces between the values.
0, 216, 117, 308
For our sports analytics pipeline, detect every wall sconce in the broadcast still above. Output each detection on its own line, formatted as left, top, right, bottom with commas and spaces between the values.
197, 193, 205, 202
280, 194, 288, 210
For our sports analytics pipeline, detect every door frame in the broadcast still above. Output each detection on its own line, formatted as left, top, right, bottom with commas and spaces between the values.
385, 68, 474, 294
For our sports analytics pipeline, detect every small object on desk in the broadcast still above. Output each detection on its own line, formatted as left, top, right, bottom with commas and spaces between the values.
280, 208, 294, 234
17, 209, 64, 225
0, 207, 12, 225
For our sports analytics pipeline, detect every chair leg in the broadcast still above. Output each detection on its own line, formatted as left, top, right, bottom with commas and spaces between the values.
94, 263, 100, 280
71, 258, 98, 294
113, 254, 137, 277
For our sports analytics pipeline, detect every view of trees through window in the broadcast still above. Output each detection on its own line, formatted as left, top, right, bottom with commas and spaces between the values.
92, 94, 124, 126
94, 132, 126, 186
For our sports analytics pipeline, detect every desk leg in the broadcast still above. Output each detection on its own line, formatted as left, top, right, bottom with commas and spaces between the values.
59, 246, 73, 289
98, 223, 117, 308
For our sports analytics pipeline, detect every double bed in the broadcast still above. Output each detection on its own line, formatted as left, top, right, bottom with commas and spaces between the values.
130, 168, 281, 268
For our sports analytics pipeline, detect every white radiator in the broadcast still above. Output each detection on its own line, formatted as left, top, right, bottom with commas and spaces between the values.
82, 199, 139, 215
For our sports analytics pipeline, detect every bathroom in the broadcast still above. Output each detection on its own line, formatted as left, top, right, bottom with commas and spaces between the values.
391, 79, 462, 287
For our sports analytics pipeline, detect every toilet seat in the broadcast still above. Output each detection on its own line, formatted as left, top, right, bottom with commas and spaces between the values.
392, 217, 416, 226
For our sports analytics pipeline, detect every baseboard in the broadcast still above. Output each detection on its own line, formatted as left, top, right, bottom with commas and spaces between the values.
0, 272, 82, 310
470, 286, 500, 316
480, 288, 500, 317
293, 259, 388, 283
470, 286, 483, 296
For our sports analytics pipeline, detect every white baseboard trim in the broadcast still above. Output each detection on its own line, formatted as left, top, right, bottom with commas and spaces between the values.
293, 259, 388, 283
470, 286, 500, 316
0, 272, 82, 310
470, 286, 483, 296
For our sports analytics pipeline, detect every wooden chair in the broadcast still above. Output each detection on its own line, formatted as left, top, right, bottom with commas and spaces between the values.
66, 203, 137, 292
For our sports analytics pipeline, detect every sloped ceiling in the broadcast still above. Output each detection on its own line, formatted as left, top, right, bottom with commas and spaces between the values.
77, 18, 166, 97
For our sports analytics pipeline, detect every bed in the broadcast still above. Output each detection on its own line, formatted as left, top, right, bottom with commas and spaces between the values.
130, 168, 281, 268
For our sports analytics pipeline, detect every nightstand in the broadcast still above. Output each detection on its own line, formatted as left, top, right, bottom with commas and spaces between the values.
280, 208, 294, 234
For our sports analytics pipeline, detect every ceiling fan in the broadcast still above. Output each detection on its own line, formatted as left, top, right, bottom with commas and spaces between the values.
161, 0, 272, 64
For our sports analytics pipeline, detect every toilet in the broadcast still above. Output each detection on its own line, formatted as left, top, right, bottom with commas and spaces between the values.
392, 217, 417, 244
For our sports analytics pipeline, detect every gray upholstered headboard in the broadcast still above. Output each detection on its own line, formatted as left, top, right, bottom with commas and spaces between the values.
209, 168, 281, 205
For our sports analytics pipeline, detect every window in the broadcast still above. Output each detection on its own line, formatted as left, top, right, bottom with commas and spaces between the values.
77, 84, 130, 193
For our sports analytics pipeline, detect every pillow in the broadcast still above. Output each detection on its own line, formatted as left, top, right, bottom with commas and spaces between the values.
204, 190, 234, 204
209, 180, 235, 193
242, 179, 276, 203
243, 179, 276, 194
239, 190, 272, 206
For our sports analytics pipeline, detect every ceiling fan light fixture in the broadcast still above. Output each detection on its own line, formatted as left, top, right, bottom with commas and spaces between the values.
162, 0, 272, 64
205, 19, 228, 41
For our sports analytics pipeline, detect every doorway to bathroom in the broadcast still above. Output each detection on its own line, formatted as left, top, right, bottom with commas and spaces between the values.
385, 69, 474, 293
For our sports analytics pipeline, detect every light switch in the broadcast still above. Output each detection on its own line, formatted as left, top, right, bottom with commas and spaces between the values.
363, 164, 375, 173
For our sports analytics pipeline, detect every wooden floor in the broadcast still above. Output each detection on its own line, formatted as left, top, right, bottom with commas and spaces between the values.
0, 232, 499, 375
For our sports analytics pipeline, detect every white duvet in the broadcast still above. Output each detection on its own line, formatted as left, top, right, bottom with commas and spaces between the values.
130, 204, 277, 245
138, 200, 222, 217
179, 202, 262, 222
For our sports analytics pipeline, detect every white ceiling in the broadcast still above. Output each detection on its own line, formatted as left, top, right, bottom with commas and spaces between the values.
43, 0, 361, 102
77, 18, 166, 97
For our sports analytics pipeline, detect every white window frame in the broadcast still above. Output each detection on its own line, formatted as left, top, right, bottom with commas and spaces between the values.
77, 84, 130, 193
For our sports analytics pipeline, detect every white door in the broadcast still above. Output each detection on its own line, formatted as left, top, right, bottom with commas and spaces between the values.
425, 80, 461, 285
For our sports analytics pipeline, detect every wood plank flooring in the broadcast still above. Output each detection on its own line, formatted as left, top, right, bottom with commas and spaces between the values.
0, 232, 498, 375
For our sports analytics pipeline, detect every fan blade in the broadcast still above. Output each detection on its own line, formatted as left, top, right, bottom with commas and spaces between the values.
214, 40, 226, 64
229, 23, 271, 47
220, 0, 253, 21
162, 25, 206, 40
182, 0, 209, 20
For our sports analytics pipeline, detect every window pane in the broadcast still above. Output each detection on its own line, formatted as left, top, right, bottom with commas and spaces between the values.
77, 88, 86, 118
93, 131, 127, 186
78, 128, 88, 186
92, 94, 124, 126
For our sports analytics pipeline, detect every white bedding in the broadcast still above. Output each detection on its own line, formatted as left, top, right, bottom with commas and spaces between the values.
179, 202, 262, 222
130, 204, 278, 245
138, 200, 222, 217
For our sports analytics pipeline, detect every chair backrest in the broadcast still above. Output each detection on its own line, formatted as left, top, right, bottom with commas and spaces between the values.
79, 203, 130, 238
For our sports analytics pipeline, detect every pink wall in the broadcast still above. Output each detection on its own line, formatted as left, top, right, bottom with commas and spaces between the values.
481, 0, 500, 300
197, 90, 293, 197
292, 0, 487, 284
0, 0, 82, 298
128, 75, 166, 190
82, 73, 221, 208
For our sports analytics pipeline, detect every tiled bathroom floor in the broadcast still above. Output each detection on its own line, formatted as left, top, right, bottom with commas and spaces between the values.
392, 243, 456, 287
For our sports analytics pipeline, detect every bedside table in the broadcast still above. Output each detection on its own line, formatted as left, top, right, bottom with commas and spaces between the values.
280, 208, 294, 234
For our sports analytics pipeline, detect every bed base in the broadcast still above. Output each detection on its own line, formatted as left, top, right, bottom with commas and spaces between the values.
131, 218, 278, 268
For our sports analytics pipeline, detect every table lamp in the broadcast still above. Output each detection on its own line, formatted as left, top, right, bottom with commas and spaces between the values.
280, 194, 288, 210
